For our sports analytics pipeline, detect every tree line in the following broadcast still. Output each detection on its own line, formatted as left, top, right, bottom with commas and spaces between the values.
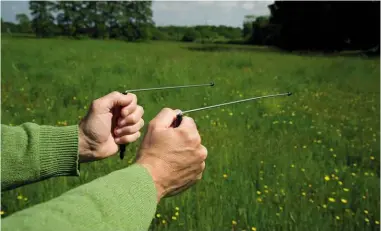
1, 1, 379, 53
1, 1, 242, 43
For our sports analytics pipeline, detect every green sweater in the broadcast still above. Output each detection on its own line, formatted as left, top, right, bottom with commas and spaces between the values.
1, 123, 157, 231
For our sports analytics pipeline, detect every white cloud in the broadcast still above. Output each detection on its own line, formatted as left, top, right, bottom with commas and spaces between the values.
241, 2, 256, 11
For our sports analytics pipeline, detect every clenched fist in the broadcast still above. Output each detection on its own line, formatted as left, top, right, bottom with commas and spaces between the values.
78, 91, 144, 163
136, 108, 207, 202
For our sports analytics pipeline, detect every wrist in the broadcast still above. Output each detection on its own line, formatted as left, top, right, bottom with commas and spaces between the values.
136, 162, 166, 203
78, 121, 96, 163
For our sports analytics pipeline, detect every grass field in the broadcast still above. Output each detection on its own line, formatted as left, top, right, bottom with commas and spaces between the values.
1, 36, 380, 231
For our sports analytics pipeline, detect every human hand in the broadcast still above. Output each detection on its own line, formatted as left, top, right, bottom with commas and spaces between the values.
136, 108, 207, 202
78, 91, 144, 163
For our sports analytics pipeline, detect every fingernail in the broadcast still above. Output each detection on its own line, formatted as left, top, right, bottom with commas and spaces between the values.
115, 129, 121, 135
119, 120, 125, 126
115, 138, 120, 143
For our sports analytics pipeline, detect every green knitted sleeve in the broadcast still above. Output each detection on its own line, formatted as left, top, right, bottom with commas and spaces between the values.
1, 123, 80, 191
1, 164, 158, 231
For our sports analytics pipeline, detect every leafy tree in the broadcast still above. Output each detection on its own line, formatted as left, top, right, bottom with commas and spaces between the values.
182, 28, 201, 42
29, 1, 56, 37
15, 13, 32, 33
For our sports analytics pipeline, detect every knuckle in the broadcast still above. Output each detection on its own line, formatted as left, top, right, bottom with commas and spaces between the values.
140, 119, 145, 128
189, 133, 201, 145
131, 114, 140, 123
91, 99, 102, 111
111, 91, 121, 97
201, 162, 206, 171
139, 105, 144, 114
198, 147, 207, 161
130, 93, 137, 103
148, 120, 156, 130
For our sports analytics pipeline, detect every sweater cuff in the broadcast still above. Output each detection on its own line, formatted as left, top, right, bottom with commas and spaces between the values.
39, 125, 80, 179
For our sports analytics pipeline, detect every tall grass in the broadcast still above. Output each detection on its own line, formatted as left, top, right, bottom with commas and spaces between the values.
1, 37, 380, 231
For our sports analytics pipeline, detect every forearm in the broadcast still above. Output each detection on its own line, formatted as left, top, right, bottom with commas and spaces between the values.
1, 164, 157, 231
1, 123, 80, 191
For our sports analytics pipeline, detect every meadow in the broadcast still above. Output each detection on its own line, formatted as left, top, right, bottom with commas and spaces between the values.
1, 36, 380, 231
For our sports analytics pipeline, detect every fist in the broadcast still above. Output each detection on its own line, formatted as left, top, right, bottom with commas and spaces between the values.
136, 108, 207, 202
78, 91, 144, 163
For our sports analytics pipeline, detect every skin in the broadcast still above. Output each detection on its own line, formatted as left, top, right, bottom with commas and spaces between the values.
78, 91, 144, 163
78, 92, 208, 202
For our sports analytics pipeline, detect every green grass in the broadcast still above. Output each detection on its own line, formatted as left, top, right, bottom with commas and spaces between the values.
1, 37, 380, 231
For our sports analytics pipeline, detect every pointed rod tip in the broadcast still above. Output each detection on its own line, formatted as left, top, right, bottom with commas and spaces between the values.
210, 81, 215, 86
287, 92, 292, 96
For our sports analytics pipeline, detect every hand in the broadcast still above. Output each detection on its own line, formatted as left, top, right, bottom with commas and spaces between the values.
78, 91, 144, 163
136, 108, 207, 202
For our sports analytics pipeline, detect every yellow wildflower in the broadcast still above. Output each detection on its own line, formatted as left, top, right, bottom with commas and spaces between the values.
17, 195, 23, 200
324, 175, 330, 181
343, 188, 349, 192
322, 204, 327, 208
302, 192, 306, 196
301, 168, 305, 172
375, 220, 380, 225
341, 198, 347, 204
162, 220, 166, 224
156, 213, 161, 218
365, 218, 369, 223
291, 164, 295, 168
175, 207, 179, 211
223, 174, 228, 178
364, 210, 368, 214
257, 197, 262, 203
257, 191, 261, 195
328, 197, 335, 202
172, 216, 177, 220
370, 156, 375, 160
229, 112, 233, 116
175, 212, 179, 216
336, 216, 340, 220
252, 227, 257, 231
232, 220, 237, 225
0, 211, 4, 215
338, 181, 343, 185
303, 145, 307, 149
329, 148, 334, 152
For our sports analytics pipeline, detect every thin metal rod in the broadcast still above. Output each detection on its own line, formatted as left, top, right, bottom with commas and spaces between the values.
124, 82, 214, 93
180, 92, 292, 115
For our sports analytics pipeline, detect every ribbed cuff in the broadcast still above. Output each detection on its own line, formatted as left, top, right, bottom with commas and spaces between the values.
39, 125, 80, 179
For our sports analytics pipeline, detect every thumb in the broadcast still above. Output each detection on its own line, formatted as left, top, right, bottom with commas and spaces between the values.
150, 108, 178, 128
97, 91, 135, 111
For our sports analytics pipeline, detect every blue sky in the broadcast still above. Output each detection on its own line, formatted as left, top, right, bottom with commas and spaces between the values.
0, 1, 272, 28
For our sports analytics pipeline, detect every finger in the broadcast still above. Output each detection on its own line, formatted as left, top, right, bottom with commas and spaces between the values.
149, 108, 178, 128
115, 131, 141, 144
119, 105, 144, 126
199, 145, 208, 161
120, 96, 138, 118
96, 91, 136, 111
115, 119, 144, 136
178, 116, 197, 130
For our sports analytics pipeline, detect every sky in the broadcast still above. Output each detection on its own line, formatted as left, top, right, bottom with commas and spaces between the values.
0, 1, 272, 28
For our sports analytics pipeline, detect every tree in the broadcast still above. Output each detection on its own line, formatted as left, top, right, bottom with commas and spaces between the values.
182, 28, 201, 42
243, 15, 256, 39
267, 1, 380, 52
15, 13, 32, 33
29, 1, 56, 37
